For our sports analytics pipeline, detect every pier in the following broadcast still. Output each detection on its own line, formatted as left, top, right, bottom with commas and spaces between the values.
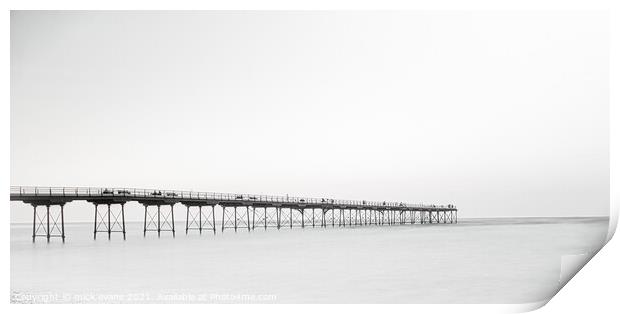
10, 186, 458, 242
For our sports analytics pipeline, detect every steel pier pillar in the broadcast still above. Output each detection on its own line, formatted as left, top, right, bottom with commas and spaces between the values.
60, 204, 65, 243
185, 205, 190, 234
211, 206, 216, 233
143, 205, 147, 237
46, 205, 50, 242
107, 204, 112, 240
234, 207, 238, 232
221, 206, 226, 232
32, 205, 37, 242
171, 205, 175, 237
246, 206, 251, 231
157, 205, 161, 237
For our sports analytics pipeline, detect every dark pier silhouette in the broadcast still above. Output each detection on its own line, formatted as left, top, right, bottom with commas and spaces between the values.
10, 186, 458, 242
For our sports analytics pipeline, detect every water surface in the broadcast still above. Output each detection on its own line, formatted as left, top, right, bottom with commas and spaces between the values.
10, 217, 609, 303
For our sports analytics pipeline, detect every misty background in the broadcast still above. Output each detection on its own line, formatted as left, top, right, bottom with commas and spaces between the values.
10, 11, 609, 222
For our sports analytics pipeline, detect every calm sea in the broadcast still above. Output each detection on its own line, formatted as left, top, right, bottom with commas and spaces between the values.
10, 217, 609, 303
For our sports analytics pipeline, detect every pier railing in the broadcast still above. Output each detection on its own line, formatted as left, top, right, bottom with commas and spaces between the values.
10, 186, 451, 209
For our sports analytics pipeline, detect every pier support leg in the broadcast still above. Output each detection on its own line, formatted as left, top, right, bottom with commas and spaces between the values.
199, 206, 203, 234
171, 205, 175, 237
46, 205, 50, 242
60, 205, 65, 243
251, 207, 256, 230
211, 206, 216, 234
121, 204, 126, 240
89, 204, 96, 238
312, 208, 316, 227
157, 205, 161, 238
234, 207, 238, 232
348, 210, 352, 226
221, 206, 226, 232
143, 205, 147, 237
107, 204, 111, 240
246, 206, 251, 232
32, 205, 37, 243
186, 205, 190, 234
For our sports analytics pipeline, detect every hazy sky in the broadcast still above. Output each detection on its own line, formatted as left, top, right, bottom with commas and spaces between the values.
10, 11, 609, 222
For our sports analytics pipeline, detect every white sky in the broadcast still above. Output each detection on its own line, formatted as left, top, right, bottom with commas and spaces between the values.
10, 11, 609, 222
